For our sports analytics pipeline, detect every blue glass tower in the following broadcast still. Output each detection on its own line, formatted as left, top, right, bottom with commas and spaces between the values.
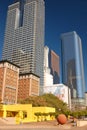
61, 31, 85, 105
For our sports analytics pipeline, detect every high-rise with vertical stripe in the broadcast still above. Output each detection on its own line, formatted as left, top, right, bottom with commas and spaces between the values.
2, 0, 45, 87
61, 31, 85, 107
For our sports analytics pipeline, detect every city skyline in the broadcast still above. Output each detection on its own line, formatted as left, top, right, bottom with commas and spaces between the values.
0, 0, 87, 90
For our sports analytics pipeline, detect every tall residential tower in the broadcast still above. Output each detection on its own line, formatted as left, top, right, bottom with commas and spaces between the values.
61, 31, 85, 106
2, 0, 45, 87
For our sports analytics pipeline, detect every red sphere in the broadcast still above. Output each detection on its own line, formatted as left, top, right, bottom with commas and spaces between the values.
57, 114, 67, 125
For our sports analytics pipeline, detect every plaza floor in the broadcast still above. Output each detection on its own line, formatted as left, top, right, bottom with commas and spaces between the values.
0, 120, 87, 130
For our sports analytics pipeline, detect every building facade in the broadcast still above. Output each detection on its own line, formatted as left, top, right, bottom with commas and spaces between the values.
61, 31, 85, 105
43, 84, 71, 108
44, 46, 60, 86
18, 73, 40, 100
2, 0, 45, 87
44, 46, 53, 86
0, 104, 55, 124
0, 60, 19, 104
49, 49, 60, 84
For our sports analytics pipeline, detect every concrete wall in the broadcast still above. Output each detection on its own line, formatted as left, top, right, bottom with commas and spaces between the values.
77, 120, 87, 127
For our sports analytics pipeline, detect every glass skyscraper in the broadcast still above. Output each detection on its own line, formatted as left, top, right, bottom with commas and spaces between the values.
2, 0, 45, 86
61, 31, 85, 105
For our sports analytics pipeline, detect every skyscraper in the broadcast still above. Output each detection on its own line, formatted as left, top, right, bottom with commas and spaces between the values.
44, 46, 53, 86
61, 31, 85, 106
49, 50, 60, 84
44, 46, 60, 85
2, 0, 45, 86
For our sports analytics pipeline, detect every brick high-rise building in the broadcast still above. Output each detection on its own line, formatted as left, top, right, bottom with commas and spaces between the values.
49, 50, 60, 84
0, 60, 19, 104
18, 73, 40, 100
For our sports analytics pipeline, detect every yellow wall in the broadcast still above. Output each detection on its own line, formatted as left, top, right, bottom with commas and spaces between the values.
32, 107, 55, 121
0, 104, 55, 124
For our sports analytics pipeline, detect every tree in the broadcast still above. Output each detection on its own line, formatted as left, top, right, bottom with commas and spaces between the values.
18, 96, 47, 106
41, 93, 69, 114
18, 93, 69, 116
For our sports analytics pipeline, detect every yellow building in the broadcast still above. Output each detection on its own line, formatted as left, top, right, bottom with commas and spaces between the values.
0, 104, 55, 124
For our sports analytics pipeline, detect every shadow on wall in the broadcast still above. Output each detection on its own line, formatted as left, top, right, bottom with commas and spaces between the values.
52, 71, 60, 84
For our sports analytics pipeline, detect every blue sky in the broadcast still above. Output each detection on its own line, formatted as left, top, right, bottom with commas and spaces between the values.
0, 0, 87, 90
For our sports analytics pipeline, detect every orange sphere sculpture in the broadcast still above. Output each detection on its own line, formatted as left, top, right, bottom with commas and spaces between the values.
57, 114, 67, 125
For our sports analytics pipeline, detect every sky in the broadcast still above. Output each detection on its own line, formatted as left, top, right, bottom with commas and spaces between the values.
0, 0, 87, 90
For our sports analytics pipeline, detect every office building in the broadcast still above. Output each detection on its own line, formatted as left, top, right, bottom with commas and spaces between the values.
49, 49, 60, 84
0, 60, 19, 104
18, 73, 40, 100
2, 0, 45, 87
44, 46, 53, 86
61, 31, 85, 106
85, 92, 87, 108
43, 84, 71, 108
44, 46, 60, 86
